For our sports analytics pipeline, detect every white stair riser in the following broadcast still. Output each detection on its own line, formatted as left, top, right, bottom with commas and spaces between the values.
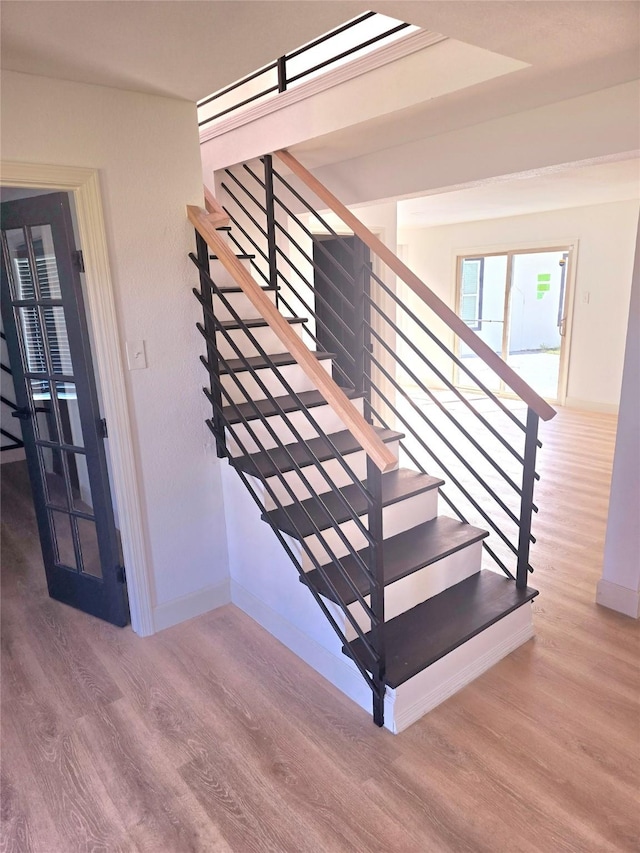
341, 542, 483, 641
250, 441, 401, 511
216, 321, 306, 362
226, 397, 365, 456
220, 357, 333, 404
214, 288, 277, 322
301, 489, 439, 568
209, 257, 253, 290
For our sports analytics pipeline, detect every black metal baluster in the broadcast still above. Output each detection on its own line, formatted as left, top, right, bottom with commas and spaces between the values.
367, 455, 385, 727
517, 408, 539, 588
353, 238, 372, 420
196, 231, 225, 457
277, 56, 287, 93
263, 155, 279, 305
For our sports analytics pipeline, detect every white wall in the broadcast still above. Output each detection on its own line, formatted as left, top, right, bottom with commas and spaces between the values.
201, 36, 527, 176
598, 224, 640, 618
309, 81, 640, 208
399, 199, 640, 410
1, 70, 229, 628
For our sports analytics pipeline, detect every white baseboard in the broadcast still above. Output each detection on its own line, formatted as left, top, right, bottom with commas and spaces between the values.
388, 605, 535, 733
153, 579, 231, 632
564, 397, 619, 415
230, 578, 373, 715
1, 448, 26, 464
596, 579, 640, 619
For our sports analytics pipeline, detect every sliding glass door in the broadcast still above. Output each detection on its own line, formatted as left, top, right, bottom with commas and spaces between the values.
456, 247, 572, 401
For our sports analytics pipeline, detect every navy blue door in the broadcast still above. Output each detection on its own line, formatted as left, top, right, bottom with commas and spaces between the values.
1, 193, 128, 626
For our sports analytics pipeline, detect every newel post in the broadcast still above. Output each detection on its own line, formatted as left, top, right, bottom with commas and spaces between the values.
517, 407, 539, 588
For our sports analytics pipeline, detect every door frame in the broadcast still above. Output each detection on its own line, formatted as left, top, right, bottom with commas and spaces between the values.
1, 161, 154, 636
452, 239, 579, 405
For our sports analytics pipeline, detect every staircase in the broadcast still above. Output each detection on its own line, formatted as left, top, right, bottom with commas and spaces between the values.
188, 152, 553, 732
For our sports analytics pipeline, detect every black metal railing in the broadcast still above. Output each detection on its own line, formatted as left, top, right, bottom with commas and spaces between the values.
216, 156, 543, 590
0, 330, 24, 451
197, 12, 412, 128
190, 238, 388, 724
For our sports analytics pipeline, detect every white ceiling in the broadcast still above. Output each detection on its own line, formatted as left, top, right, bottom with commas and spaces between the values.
1, 1, 638, 107
397, 158, 640, 228
0, 1, 370, 101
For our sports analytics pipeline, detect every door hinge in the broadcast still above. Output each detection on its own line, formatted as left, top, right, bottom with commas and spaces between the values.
116, 565, 126, 584
73, 249, 85, 273
99, 417, 108, 438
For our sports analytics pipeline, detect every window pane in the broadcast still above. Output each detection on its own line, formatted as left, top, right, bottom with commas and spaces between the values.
42, 306, 73, 375
461, 294, 478, 324
39, 446, 67, 509
4, 229, 35, 300
30, 225, 61, 299
29, 379, 58, 443
56, 382, 83, 447
50, 510, 77, 570
77, 517, 102, 578
65, 451, 93, 512
461, 259, 480, 295
16, 307, 46, 372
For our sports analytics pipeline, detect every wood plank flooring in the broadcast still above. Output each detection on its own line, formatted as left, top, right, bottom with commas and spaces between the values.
1, 407, 639, 852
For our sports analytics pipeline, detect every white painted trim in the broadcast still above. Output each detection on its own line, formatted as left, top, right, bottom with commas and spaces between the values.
154, 580, 231, 632
199, 30, 446, 144
389, 605, 535, 733
230, 578, 374, 716
564, 397, 619, 414
0, 161, 155, 636
596, 579, 640, 619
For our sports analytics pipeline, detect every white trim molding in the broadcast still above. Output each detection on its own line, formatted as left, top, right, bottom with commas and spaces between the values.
596, 579, 640, 619
154, 580, 231, 632
199, 29, 446, 144
0, 161, 155, 636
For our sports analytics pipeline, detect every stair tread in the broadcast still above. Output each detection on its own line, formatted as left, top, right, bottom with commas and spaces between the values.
219, 350, 334, 375
216, 284, 278, 294
224, 388, 362, 425
344, 570, 538, 688
305, 516, 489, 606
219, 317, 307, 331
263, 468, 444, 539
210, 253, 255, 260
234, 426, 403, 478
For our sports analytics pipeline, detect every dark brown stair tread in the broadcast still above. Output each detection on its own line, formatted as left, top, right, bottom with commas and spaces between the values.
234, 427, 403, 478
210, 253, 255, 260
344, 570, 539, 688
305, 516, 488, 605
219, 350, 334, 375
215, 284, 278, 294
220, 317, 307, 331
224, 388, 361, 425
263, 468, 443, 539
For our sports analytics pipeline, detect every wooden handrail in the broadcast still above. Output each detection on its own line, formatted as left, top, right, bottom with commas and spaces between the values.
203, 185, 230, 227
187, 204, 397, 473
275, 149, 557, 422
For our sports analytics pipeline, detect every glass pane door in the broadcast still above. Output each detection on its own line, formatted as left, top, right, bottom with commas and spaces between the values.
457, 255, 508, 393
507, 251, 567, 399
1, 192, 128, 626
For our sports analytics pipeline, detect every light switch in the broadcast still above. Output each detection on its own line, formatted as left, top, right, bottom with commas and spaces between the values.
126, 340, 147, 370
582, 292, 590, 304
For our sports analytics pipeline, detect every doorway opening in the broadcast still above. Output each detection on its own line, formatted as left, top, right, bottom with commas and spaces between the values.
455, 246, 574, 402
